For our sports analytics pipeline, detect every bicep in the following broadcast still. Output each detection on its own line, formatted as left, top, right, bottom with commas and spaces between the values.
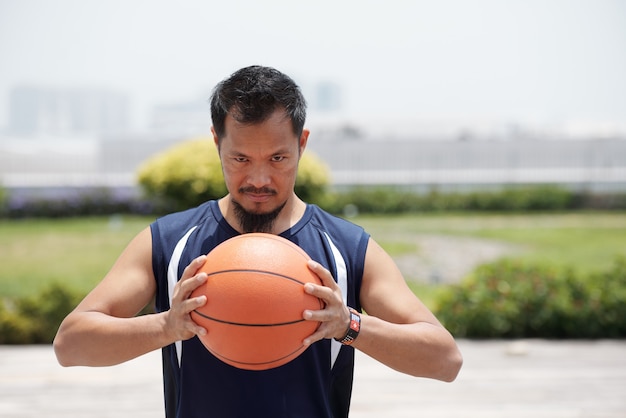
74, 226, 156, 318
359, 237, 441, 325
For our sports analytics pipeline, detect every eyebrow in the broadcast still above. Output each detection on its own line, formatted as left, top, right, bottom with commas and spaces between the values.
229, 147, 293, 158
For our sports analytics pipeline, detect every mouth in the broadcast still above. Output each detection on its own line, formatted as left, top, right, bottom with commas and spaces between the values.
240, 187, 277, 203
246, 193, 272, 203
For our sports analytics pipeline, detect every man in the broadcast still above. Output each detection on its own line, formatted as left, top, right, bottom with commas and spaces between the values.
54, 65, 462, 417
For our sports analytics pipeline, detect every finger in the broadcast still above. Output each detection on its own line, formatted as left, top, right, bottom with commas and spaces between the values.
302, 307, 336, 322
166, 288, 208, 340
303, 282, 334, 302
176, 271, 208, 300
189, 311, 208, 336
186, 295, 209, 337
302, 328, 326, 346
184, 292, 207, 311
181, 255, 208, 281
183, 318, 207, 338
307, 260, 338, 289
304, 263, 343, 309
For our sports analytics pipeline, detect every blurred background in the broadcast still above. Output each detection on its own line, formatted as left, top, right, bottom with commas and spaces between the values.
1, 3, 625, 416
1, 0, 625, 195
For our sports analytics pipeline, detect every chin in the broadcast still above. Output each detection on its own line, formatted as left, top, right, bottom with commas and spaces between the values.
233, 197, 285, 215
245, 201, 276, 215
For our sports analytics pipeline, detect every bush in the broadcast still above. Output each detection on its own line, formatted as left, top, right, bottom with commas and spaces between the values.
463, 185, 575, 211
0, 185, 7, 215
435, 257, 626, 339
0, 283, 82, 344
138, 138, 226, 210
137, 137, 332, 210
0, 282, 156, 344
582, 257, 626, 337
322, 185, 625, 215
2, 188, 161, 219
137, 138, 226, 211
0, 302, 35, 344
295, 151, 332, 204
325, 186, 421, 213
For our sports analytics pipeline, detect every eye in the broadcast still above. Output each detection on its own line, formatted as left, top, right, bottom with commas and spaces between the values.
271, 155, 286, 162
234, 156, 248, 163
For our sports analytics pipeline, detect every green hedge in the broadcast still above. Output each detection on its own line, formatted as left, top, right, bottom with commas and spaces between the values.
435, 257, 626, 339
137, 138, 227, 211
0, 283, 82, 344
0, 283, 154, 344
325, 185, 626, 214
0, 188, 165, 219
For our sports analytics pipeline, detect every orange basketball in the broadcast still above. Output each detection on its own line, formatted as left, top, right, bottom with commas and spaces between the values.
190, 233, 323, 370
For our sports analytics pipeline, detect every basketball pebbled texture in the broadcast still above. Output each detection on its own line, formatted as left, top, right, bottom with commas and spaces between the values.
190, 233, 323, 370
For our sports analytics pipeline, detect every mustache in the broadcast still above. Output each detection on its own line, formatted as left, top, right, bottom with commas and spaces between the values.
239, 186, 277, 195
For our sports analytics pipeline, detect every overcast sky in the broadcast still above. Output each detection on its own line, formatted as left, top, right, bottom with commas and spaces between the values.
1, 0, 625, 137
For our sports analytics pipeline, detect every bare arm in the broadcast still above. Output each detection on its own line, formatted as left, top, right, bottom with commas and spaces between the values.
304, 237, 462, 382
53, 227, 208, 367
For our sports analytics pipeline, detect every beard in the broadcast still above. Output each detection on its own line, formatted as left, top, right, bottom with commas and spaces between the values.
232, 190, 286, 233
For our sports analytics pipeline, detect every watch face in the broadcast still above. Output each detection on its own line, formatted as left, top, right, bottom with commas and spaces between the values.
338, 309, 360, 345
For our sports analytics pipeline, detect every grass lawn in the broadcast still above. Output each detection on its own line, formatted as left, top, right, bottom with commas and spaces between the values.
0, 216, 153, 298
1, 212, 625, 302
355, 211, 626, 275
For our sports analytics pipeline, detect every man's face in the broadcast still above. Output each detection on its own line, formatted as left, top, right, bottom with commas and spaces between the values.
214, 110, 308, 232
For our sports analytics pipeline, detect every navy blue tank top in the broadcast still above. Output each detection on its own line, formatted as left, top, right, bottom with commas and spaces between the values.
151, 200, 370, 418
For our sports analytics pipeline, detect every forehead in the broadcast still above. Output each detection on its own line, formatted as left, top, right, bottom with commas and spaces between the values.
220, 110, 299, 151
226, 108, 292, 132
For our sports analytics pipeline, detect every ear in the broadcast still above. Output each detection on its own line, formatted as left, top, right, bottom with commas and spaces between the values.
211, 127, 220, 150
298, 129, 310, 157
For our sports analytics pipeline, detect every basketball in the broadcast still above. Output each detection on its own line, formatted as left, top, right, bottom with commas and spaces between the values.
190, 233, 323, 370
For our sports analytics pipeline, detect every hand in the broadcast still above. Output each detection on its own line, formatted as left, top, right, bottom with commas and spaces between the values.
164, 255, 209, 341
302, 260, 350, 346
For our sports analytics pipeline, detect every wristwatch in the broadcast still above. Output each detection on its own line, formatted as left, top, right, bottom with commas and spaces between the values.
335, 307, 361, 345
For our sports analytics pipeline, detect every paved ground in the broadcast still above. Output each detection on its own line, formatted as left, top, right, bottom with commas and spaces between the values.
1, 340, 625, 417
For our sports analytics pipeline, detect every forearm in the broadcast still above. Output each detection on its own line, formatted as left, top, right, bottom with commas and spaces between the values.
351, 314, 463, 382
54, 311, 173, 367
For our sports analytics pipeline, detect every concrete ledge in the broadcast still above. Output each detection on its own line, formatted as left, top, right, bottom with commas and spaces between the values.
1, 340, 625, 417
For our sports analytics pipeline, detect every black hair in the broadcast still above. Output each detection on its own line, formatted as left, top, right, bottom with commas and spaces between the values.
210, 65, 307, 141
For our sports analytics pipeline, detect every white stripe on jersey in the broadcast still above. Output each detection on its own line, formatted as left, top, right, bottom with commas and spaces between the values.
322, 232, 348, 369
167, 225, 198, 366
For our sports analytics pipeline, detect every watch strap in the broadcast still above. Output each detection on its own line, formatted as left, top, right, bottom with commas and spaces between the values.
335, 307, 361, 345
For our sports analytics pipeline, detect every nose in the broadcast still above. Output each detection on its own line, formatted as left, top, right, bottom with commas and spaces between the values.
246, 163, 271, 189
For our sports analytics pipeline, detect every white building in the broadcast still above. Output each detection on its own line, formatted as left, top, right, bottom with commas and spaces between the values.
8, 86, 129, 136
1, 134, 624, 195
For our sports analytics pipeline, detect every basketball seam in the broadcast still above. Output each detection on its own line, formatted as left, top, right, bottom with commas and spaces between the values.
209, 344, 307, 367
204, 268, 310, 285
192, 310, 307, 327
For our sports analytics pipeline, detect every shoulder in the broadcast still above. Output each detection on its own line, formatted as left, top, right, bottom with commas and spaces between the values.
151, 201, 225, 245
302, 204, 371, 265
152, 201, 214, 232
306, 205, 368, 239
150, 200, 221, 259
